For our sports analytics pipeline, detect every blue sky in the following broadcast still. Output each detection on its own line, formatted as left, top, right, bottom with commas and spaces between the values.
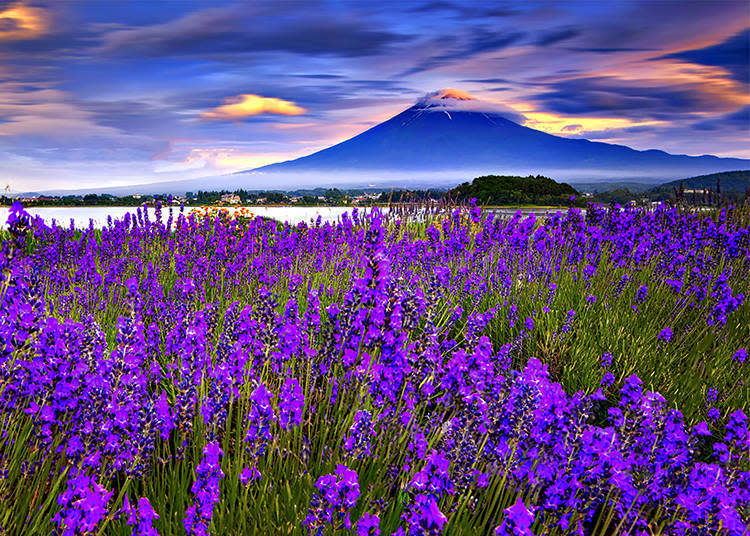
0, 0, 748, 191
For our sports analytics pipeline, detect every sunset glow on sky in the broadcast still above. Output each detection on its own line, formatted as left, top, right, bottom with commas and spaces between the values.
0, 0, 748, 191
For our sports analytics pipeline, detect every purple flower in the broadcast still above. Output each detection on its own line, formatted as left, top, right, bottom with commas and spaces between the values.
53, 472, 113, 536
184, 442, 224, 536
405, 494, 447, 534
658, 327, 673, 343
411, 450, 454, 498
732, 348, 747, 363
560, 309, 576, 334
278, 378, 304, 429
635, 284, 648, 304
619, 374, 643, 407
357, 512, 381, 536
244, 383, 276, 480
601, 371, 616, 387
343, 410, 376, 459
239, 466, 261, 485
495, 497, 535, 535
724, 409, 747, 449
123, 495, 160, 536
694, 421, 711, 436
305, 465, 360, 534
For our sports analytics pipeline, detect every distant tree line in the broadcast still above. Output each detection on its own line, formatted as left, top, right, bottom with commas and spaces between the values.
592, 170, 750, 207
5, 170, 746, 208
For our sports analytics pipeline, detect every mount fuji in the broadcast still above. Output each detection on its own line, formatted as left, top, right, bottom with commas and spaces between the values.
238, 89, 748, 188
29, 89, 748, 196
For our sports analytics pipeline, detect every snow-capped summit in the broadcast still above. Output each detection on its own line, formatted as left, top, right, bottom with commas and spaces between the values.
418, 88, 477, 103
410, 89, 524, 122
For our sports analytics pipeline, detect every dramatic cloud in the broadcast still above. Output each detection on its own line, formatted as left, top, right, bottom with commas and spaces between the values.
0, 2, 48, 41
0, 83, 121, 140
519, 108, 665, 137
98, 5, 406, 58
201, 94, 307, 120
535, 27, 581, 47
693, 105, 750, 131
532, 66, 749, 121
659, 28, 750, 86
400, 30, 525, 76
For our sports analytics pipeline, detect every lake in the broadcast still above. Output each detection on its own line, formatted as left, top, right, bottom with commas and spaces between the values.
0, 205, 564, 229
0, 206, 359, 229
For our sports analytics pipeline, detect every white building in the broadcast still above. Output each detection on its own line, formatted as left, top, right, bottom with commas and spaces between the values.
220, 194, 241, 204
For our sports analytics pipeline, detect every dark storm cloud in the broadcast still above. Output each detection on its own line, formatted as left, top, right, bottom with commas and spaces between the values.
566, 47, 656, 53
659, 28, 750, 85
408, 2, 517, 18
292, 74, 346, 80
693, 106, 750, 131
409, 1, 461, 13
534, 27, 581, 47
400, 30, 525, 76
460, 78, 514, 84
78, 99, 187, 134
463, 30, 526, 56
98, 5, 409, 59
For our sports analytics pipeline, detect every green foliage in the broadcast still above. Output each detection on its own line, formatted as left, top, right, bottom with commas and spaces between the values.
450, 175, 580, 206
653, 170, 750, 195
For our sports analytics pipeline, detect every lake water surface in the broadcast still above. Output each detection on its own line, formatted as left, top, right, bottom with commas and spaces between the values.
0, 205, 563, 229
0, 206, 358, 229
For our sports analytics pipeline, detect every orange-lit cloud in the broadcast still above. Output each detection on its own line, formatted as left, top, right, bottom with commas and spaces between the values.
428, 88, 476, 101
201, 94, 307, 120
597, 60, 749, 111
487, 53, 750, 137
518, 109, 666, 136
0, 2, 48, 41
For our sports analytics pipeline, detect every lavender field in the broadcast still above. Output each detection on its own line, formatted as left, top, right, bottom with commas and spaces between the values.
0, 201, 748, 535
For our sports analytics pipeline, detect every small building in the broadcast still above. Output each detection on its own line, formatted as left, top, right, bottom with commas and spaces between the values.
220, 194, 241, 204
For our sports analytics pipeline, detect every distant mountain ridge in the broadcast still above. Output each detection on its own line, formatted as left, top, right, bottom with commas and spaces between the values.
651, 170, 750, 194
245, 89, 749, 182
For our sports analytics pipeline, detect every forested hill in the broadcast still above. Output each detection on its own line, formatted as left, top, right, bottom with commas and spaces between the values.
651, 170, 750, 195
449, 175, 578, 205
